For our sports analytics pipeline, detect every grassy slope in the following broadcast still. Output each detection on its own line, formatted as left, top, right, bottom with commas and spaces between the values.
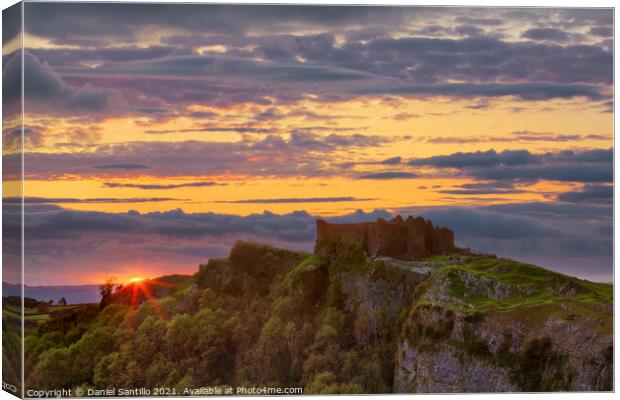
2, 301, 22, 390
415, 255, 612, 332
5, 303, 89, 326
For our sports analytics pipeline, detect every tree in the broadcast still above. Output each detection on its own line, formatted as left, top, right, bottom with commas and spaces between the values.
99, 278, 118, 310
99, 279, 117, 298
48, 299, 54, 305
58, 297, 67, 306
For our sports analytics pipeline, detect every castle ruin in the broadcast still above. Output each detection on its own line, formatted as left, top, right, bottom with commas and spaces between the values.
314, 215, 456, 260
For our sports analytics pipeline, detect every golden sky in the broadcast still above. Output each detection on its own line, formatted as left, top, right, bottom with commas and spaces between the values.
3, 4, 613, 284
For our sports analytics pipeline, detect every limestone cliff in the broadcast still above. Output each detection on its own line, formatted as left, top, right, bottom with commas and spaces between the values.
192, 238, 612, 393
393, 262, 612, 392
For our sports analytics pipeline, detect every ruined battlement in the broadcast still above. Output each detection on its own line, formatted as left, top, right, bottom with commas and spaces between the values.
314, 215, 456, 260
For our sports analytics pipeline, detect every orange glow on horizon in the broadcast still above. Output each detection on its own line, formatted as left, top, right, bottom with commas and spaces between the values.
122, 277, 182, 327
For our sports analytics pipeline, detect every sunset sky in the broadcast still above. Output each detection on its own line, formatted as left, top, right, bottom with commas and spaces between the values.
2, 4, 613, 285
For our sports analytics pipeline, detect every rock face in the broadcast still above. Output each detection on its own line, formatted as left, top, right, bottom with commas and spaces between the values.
195, 234, 612, 393
315, 215, 456, 260
393, 263, 613, 393
394, 305, 613, 393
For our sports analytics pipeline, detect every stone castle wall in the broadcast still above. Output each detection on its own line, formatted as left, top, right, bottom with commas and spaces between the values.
315, 215, 455, 259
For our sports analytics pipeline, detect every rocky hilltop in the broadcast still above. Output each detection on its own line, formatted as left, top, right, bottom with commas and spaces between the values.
25, 216, 613, 394
190, 217, 612, 393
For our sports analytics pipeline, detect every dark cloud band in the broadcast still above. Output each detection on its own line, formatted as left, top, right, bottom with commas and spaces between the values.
356, 82, 605, 101
409, 148, 612, 183
103, 181, 225, 190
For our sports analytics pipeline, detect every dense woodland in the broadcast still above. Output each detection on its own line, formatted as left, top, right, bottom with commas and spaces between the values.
22, 241, 397, 394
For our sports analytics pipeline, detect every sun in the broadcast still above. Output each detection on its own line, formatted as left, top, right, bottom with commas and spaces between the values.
120, 275, 178, 327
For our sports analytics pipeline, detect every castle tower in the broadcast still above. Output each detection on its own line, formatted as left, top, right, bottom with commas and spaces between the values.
314, 216, 456, 260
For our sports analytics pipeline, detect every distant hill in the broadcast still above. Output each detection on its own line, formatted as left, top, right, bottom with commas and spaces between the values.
2, 282, 100, 304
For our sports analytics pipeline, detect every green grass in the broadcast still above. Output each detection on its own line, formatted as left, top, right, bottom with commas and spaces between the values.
296, 254, 325, 270
422, 255, 449, 263
466, 292, 555, 311
280, 254, 326, 291
577, 279, 613, 299
24, 313, 50, 322
447, 257, 610, 298
4, 303, 88, 330
3, 304, 22, 320
418, 256, 612, 320
153, 274, 194, 288
288, 254, 325, 279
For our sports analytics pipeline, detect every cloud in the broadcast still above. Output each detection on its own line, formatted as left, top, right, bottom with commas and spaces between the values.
505, 151, 608, 180
19, 7, 611, 113
9, 133, 400, 180
439, 188, 525, 195
2, 125, 46, 149
455, 25, 484, 37
474, 163, 612, 183
380, 156, 402, 165
409, 148, 612, 183
4, 52, 111, 114
422, 136, 492, 145
216, 197, 376, 204
522, 27, 570, 42
60, 127, 104, 144
49, 71, 297, 109
92, 163, 151, 170
422, 131, 610, 144
356, 171, 418, 180
387, 112, 420, 121
14, 207, 391, 284
509, 131, 609, 142
6, 5, 608, 121
145, 126, 276, 135
459, 181, 519, 190
454, 16, 503, 26
402, 201, 612, 281
356, 82, 604, 101
417, 206, 560, 239
589, 26, 613, 37
302, 34, 611, 86
485, 201, 612, 221
288, 132, 389, 150
437, 184, 524, 199
438, 181, 525, 195
23, 3, 410, 46
104, 181, 225, 190
2, 3, 21, 47
410, 149, 536, 168
55, 54, 376, 83
28, 45, 183, 67
17, 209, 317, 242
556, 184, 612, 204
22, 4, 610, 54
6, 196, 181, 204
8, 29, 608, 123
10, 198, 612, 283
